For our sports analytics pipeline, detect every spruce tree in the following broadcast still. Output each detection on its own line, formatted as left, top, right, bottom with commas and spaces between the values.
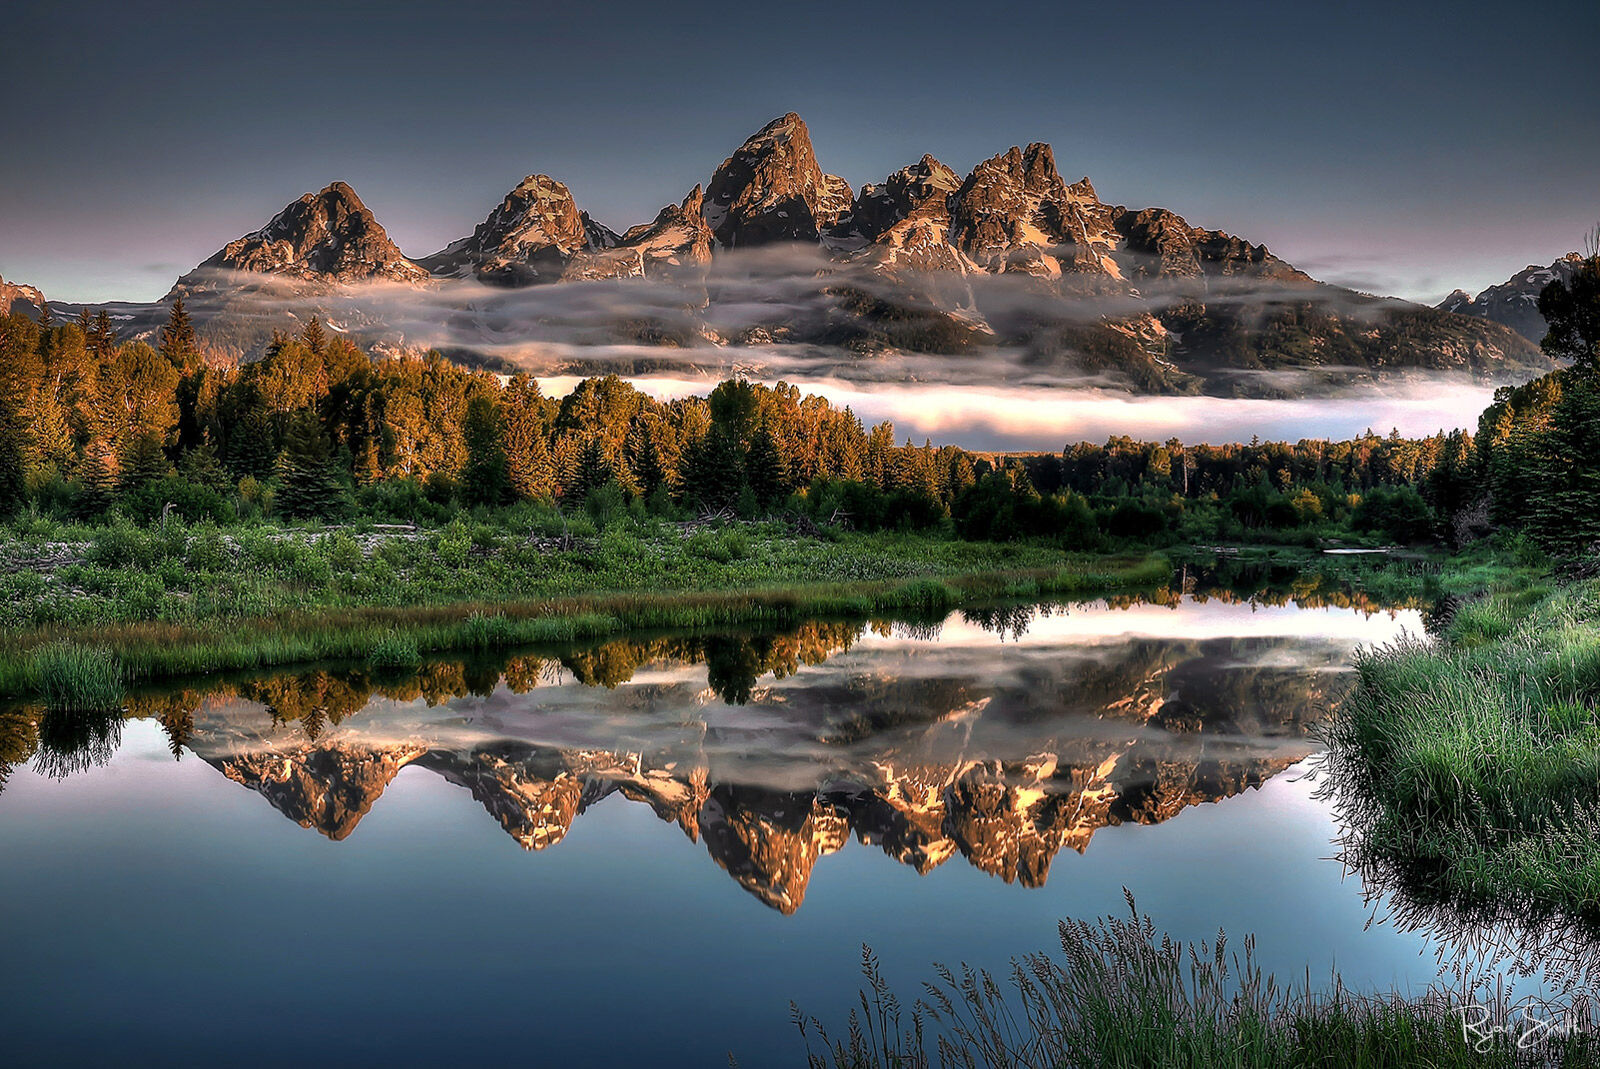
159, 295, 197, 366
300, 316, 326, 356
119, 431, 173, 490
178, 438, 232, 493
461, 395, 510, 506
226, 409, 276, 480
678, 427, 744, 511
570, 434, 615, 502
0, 391, 24, 516
744, 423, 790, 509
275, 411, 350, 520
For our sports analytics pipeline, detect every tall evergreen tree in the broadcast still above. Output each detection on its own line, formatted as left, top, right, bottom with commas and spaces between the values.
678, 427, 744, 511
300, 316, 326, 356
461, 395, 510, 507
744, 423, 790, 507
118, 431, 173, 490
0, 391, 24, 516
159, 295, 197, 366
275, 411, 350, 520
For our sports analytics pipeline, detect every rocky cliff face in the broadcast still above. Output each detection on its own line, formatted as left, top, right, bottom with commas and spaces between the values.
172, 182, 429, 295
0, 273, 47, 317
419, 174, 594, 285
702, 113, 852, 248
1438, 253, 1582, 344
203, 735, 428, 841
948, 143, 1122, 280
563, 186, 715, 281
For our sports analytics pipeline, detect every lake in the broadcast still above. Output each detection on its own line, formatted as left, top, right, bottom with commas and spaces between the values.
0, 591, 1539, 1066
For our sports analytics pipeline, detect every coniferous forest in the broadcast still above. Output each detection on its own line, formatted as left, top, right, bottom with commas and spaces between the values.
0, 297, 1497, 548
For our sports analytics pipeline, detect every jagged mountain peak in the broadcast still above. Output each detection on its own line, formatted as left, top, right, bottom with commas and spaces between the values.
703, 111, 848, 247
1438, 252, 1584, 343
563, 184, 714, 281
0, 272, 48, 317
849, 154, 962, 243
420, 172, 593, 285
174, 180, 428, 293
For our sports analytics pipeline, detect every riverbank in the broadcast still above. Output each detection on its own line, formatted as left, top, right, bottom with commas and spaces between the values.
0, 513, 1173, 702
1323, 565, 1600, 929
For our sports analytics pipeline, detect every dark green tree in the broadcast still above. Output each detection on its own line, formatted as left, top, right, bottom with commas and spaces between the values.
461, 394, 510, 507
678, 426, 744, 511
744, 423, 790, 508
178, 438, 232, 493
0, 391, 24, 516
226, 408, 276, 480
159, 295, 198, 366
569, 435, 615, 502
118, 431, 173, 490
275, 411, 350, 520
1538, 234, 1600, 370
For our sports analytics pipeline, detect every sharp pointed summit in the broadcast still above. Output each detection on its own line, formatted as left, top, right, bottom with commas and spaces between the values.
702, 112, 851, 248
420, 174, 601, 285
172, 181, 428, 294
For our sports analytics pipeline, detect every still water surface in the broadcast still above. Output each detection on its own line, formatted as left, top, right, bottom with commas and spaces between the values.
0, 594, 1510, 1066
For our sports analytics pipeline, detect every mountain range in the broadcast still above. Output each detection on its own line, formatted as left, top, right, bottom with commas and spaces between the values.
1437, 253, 1582, 346
12, 113, 1569, 396
177, 625, 1333, 914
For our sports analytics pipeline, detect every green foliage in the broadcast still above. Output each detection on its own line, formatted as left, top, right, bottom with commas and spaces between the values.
368, 630, 421, 669
275, 410, 351, 521
1538, 252, 1600, 367
1324, 577, 1600, 928
796, 899, 1583, 1069
31, 642, 124, 714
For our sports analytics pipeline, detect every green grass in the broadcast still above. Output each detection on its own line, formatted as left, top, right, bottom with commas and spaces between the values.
367, 630, 422, 670
794, 896, 1596, 1068
0, 516, 1170, 700
1322, 570, 1600, 930
29, 642, 124, 714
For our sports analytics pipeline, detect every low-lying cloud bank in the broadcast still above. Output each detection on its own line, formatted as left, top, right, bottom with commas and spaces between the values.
540, 373, 1498, 452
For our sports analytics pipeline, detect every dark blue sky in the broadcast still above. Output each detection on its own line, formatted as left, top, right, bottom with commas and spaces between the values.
2, 0, 1595, 304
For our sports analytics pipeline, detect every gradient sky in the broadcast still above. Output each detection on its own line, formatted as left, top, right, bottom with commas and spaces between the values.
2, 0, 1595, 305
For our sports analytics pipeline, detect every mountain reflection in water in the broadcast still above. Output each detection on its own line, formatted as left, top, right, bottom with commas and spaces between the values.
1, 595, 1419, 914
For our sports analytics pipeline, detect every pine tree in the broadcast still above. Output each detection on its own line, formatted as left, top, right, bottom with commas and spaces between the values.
159, 295, 197, 366
118, 431, 173, 490
74, 447, 117, 517
0, 391, 24, 516
678, 427, 744, 511
461, 394, 510, 506
569, 434, 614, 502
178, 438, 231, 492
300, 316, 326, 356
275, 411, 350, 520
92, 310, 116, 359
226, 409, 276, 480
744, 422, 790, 508
625, 418, 667, 496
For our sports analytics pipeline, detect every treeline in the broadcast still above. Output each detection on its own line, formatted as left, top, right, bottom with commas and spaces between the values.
0, 300, 1476, 546
1460, 252, 1600, 554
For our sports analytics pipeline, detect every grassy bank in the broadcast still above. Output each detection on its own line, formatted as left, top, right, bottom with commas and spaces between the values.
1322, 568, 1600, 929
794, 898, 1596, 1068
0, 512, 1169, 702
